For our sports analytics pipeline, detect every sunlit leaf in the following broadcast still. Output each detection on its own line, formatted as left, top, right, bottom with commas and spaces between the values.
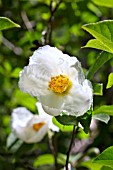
93, 105, 113, 116
93, 146, 113, 168
80, 160, 102, 170
82, 20, 113, 54
106, 73, 113, 89
0, 17, 20, 30
93, 83, 103, 96
91, 0, 113, 8
33, 154, 54, 167
52, 117, 74, 132
86, 52, 113, 80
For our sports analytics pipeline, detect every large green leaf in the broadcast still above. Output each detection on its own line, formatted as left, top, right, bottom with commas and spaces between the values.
106, 73, 113, 89
0, 17, 20, 30
82, 20, 113, 54
93, 105, 113, 116
86, 52, 113, 80
93, 146, 113, 168
91, 0, 113, 8
33, 154, 54, 167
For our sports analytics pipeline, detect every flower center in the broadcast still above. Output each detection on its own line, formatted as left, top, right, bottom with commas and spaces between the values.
48, 74, 72, 94
33, 122, 45, 131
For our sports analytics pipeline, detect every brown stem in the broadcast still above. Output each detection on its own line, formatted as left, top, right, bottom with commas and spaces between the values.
66, 125, 76, 170
48, 134, 58, 170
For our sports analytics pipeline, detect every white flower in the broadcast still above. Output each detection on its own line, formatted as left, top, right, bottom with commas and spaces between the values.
19, 45, 93, 117
11, 106, 58, 143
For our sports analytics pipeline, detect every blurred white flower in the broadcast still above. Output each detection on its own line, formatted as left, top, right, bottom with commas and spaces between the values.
19, 45, 93, 117
11, 105, 58, 143
64, 163, 71, 170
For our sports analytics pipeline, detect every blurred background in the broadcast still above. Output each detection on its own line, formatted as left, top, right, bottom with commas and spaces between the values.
0, 0, 113, 170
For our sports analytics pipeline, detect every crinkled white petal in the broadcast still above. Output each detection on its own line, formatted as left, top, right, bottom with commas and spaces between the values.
19, 65, 52, 97
11, 107, 48, 143
36, 102, 59, 132
42, 104, 61, 116
63, 79, 93, 116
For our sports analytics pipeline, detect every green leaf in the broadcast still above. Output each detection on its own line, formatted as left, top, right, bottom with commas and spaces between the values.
80, 160, 102, 170
93, 146, 113, 168
55, 115, 78, 126
91, 0, 113, 8
82, 20, 113, 54
0, 17, 20, 30
78, 111, 92, 134
93, 83, 103, 96
93, 105, 113, 116
101, 166, 113, 170
83, 39, 112, 54
92, 114, 110, 124
86, 52, 113, 80
52, 117, 74, 132
106, 73, 113, 89
33, 154, 54, 167
56, 111, 92, 134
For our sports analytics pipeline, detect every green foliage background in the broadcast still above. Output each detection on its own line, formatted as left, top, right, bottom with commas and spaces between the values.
0, 0, 113, 170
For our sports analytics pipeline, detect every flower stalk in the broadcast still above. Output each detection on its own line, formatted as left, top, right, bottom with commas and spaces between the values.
66, 125, 76, 170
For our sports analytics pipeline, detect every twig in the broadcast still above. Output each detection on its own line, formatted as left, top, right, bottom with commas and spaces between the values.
65, 125, 76, 170
2, 36, 22, 55
21, 10, 34, 31
45, 0, 63, 45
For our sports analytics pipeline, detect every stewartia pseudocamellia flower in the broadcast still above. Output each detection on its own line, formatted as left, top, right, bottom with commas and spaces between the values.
11, 102, 58, 143
19, 45, 93, 117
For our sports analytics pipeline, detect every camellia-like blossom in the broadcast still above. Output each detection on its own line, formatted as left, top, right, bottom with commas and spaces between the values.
19, 45, 93, 117
11, 103, 58, 143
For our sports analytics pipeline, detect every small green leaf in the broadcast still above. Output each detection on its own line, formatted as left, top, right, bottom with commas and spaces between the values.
91, 0, 113, 8
0, 17, 20, 30
82, 20, 113, 54
55, 115, 78, 126
92, 114, 110, 124
86, 52, 113, 80
106, 73, 113, 89
33, 154, 54, 167
93, 146, 113, 168
10, 67, 21, 78
93, 83, 103, 96
52, 117, 74, 131
83, 39, 112, 54
93, 105, 113, 116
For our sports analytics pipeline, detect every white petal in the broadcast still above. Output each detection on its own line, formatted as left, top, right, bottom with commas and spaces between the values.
36, 102, 59, 132
19, 65, 52, 97
42, 104, 61, 116
63, 79, 93, 116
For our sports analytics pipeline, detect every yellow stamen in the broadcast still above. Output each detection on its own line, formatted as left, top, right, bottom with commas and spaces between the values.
33, 122, 45, 131
48, 74, 72, 94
